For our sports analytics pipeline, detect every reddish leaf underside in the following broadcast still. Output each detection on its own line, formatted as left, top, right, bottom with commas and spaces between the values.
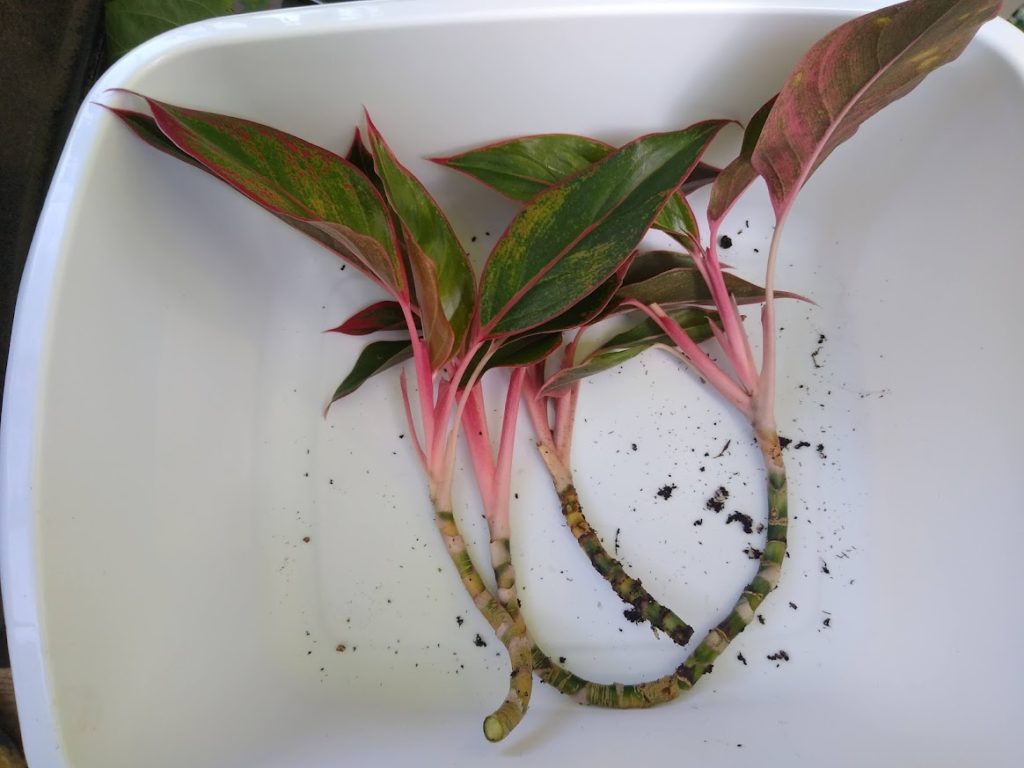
328, 301, 412, 336
751, 0, 999, 219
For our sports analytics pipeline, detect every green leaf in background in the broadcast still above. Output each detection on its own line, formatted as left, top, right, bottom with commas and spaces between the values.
751, 0, 1001, 219
436, 133, 717, 245
477, 121, 727, 339
130, 95, 405, 293
541, 308, 716, 393
105, 1, 276, 61
366, 117, 476, 363
328, 339, 413, 408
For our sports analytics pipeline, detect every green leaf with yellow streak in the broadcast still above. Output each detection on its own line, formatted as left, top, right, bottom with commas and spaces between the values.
477, 121, 727, 339
366, 117, 475, 365
436, 133, 716, 245
131, 95, 405, 294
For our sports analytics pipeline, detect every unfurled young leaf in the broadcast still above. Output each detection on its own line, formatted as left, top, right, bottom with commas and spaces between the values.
328, 339, 413, 408
617, 267, 807, 307
435, 134, 717, 245
366, 118, 476, 365
751, 0, 1000, 219
327, 301, 411, 335
708, 95, 777, 225
124, 95, 406, 294
541, 308, 716, 393
477, 121, 727, 339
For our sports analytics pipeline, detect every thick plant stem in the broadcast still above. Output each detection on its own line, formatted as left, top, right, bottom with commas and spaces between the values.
489, 534, 680, 707
672, 427, 788, 689
432, 502, 533, 741
555, 479, 694, 646
565, 426, 788, 706
523, 372, 695, 646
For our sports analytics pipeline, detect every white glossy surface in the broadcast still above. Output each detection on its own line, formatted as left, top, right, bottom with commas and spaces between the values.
3, 1, 1023, 766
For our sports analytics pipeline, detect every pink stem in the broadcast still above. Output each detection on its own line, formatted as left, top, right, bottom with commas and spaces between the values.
522, 365, 557, 451
439, 344, 496, 488
552, 330, 584, 462
461, 385, 496, 506
491, 368, 527, 536
756, 217, 787, 433
705, 222, 757, 393
399, 300, 436, 450
429, 340, 485, 466
399, 369, 428, 469
626, 299, 752, 418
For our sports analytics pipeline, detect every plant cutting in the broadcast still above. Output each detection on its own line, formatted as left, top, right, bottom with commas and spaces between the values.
435, 0, 1001, 695
105, 93, 725, 738
102, 0, 999, 745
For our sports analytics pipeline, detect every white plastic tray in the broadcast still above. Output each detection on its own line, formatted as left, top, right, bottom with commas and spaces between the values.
4, 1, 1023, 766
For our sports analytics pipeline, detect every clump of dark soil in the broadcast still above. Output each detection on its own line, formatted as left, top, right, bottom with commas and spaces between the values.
656, 484, 677, 500
705, 486, 729, 512
726, 511, 754, 534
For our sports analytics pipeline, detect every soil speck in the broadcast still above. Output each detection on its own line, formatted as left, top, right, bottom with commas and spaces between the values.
705, 486, 729, 512
656, 484, 677, 500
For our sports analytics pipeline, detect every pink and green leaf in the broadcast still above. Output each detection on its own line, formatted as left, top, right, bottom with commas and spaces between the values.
435, 133, 715, 243
126, 95, 405, 293
400, 223, 456, 368
327, 300, 412, 335
328, 339, 413, 408
751, 0, 999, 219
366, 118, 476, 358
617, 267, 807, 307
541, 308, 716, 393
477, 121, 727, 339
708, 95, 777, 225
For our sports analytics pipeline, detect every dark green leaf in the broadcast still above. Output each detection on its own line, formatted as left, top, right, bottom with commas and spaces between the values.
366, 118, 475, 361
458, 334, 562, 388
751, 0, 999, 219
541, 308, 715, 393
437, 133, 716, 244
617, 268, 807, 307
622, 250, 700, 285
328, 339, 412, 407
477, 121, 727, 339
135, 95, 405, 293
